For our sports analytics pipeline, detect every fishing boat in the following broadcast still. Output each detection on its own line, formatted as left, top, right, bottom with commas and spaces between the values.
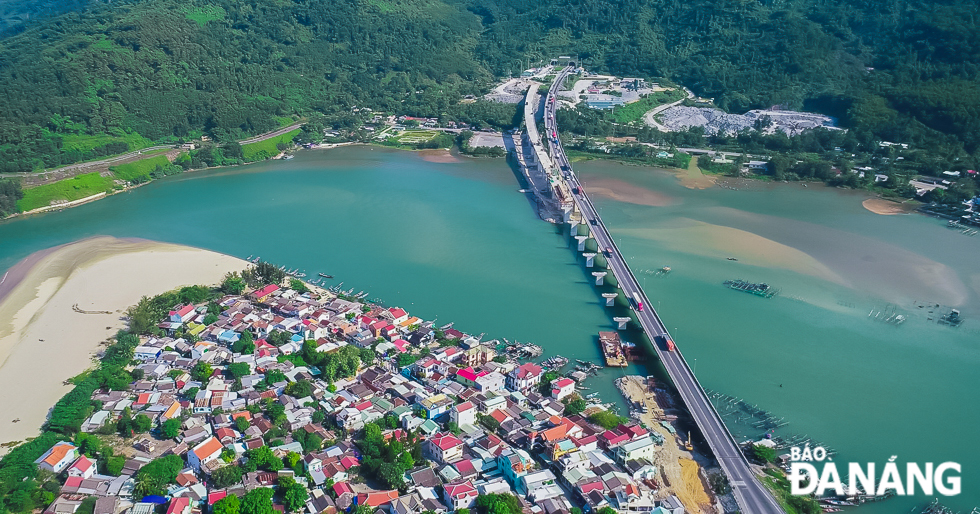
727, 257, 738, 261
319, 273, 333, 278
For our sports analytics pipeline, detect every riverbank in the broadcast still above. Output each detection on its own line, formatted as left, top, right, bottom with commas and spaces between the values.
0, 237, 246, 448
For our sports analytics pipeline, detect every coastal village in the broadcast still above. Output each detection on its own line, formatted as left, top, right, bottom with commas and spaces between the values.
30, 271, 719, 514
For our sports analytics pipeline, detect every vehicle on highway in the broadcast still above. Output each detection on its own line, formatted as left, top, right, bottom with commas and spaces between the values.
656, 335, 675, 351
572, 186, 580, 194
632, 292, 644, 311
589, 218, 597, 226
603, 247, 612, 257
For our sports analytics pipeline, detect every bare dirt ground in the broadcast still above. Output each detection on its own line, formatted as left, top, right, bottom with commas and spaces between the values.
617, 376, 717, 513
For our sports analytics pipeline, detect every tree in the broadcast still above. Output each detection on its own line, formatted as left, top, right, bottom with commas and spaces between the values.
133, 414, 152, 434
241, 487, 275, 514
562, 396, 587, 416
267, 330, 291, 347
588, 410, 628, 430
596, 508, 618, 514
227, 363, 251, 379
751, 443, 776, 464
191, 362, 214, 382
278, 476, 309, 512
161, 418, 181, 439
204, 313, 219, 325
76, 496, 97, 514
234, 331, 255, 354
211, 465, 245, 488
474, 493, 522, 514
243, 446, 283, 472
235, 416, 250, 433
284, 380, 314, 398
359, 347, 375, 366
289, 278, 309, 294
213, 494, 241, 514
135, 454, 183, 494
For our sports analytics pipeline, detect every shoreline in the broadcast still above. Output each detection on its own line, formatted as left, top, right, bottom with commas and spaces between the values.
0, 237, 247, 447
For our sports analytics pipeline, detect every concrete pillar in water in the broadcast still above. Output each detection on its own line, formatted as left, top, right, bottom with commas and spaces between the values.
614, 317, 631, 330
592, 271, 607, 286
583, 253, 596, 268
602, 292, 618, 306
575, 236, 588, 251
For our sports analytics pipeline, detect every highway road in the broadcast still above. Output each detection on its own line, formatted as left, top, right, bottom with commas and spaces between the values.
540, 67, 786, 514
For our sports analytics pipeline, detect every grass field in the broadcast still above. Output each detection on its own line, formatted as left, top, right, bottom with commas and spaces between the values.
394, 130, 437, 144
241, 129, 301, 161
17, 172, 115, 212
59, 132, 154, 154
610, 89, 686, 124
183, 5, 226, 26
110, 155, 172, 182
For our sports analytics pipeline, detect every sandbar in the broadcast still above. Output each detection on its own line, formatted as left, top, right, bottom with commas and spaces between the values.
584, 177, 676, 207
0, 237, 246, 447
419, 149, 462, 163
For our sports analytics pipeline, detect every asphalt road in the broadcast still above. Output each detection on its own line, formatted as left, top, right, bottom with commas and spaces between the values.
543, 67, 786, 514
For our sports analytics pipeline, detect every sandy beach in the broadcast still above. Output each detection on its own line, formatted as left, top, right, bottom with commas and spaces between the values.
862, 197, 918, 215
0, 237, 246, 447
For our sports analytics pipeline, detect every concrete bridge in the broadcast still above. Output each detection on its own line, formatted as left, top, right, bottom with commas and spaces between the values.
525, 66, 786, 514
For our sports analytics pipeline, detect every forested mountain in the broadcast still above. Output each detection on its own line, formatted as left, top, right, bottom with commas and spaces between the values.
0, 0, 978, 173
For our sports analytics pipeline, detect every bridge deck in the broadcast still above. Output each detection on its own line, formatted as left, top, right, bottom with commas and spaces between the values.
536, 67, 786, 514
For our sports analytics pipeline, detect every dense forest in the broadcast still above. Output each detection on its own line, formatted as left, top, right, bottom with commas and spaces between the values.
0, 0, 978, 173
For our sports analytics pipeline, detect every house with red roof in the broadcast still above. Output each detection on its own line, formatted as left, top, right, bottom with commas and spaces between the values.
617, 423, 648, 440
387, 307, 409, 324
66, 455, 95, 479
391, 339, 409, 353
187, 436, 223, 471
355, 490, 399, 507
333, 482, 354, 497
249, 284, 280, 303
207, 492, 227, 506
443, 480, 478, 510
450, 401, 476, 427
214, 427, 237, 444
506, 362, 543, 393
165, 497, 191, 514
455, 367, 488, 388
598, 430, 630, 450
424, 433, 464, 464
551, 377, 575, 401
169, 304, 196, 323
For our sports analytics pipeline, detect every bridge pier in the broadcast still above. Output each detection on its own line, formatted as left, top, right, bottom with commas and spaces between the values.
574, 236, 588, 251
592, 271, 607, 286
602, 292, 618, 306
613, 317, 631, 330
583, 253, 596, 268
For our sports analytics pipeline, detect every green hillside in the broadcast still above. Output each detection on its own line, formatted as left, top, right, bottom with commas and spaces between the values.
0, 0, 978, 174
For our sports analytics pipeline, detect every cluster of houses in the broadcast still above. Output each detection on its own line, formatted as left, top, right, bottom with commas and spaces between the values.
37, 283, 689, 514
